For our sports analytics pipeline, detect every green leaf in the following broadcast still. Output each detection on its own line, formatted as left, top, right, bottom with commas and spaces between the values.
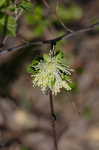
69, 82, 78, 91
0, 0, 6, 7
27, 59, 39, 74
19, 0, 33, 12
55, 4, 83, 23
0, 15, 16, 36
0, 15, 5, 33
32, 25, 46, 37
26, 5, 43, 24
27, 64, 32, 73
25, 5, 49, 37
31, 60, 39, 66
7, 4, 16, 12
56, 51, 64, 61
7, 16, 16, 36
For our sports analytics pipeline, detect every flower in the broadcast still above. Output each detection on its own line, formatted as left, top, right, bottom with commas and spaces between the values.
28, 51, 73, 95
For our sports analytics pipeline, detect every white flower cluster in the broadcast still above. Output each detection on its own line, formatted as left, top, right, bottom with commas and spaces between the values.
30, 53, 73, 95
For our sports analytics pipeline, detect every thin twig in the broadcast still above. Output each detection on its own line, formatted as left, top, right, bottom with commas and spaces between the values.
42, 0, 50, 8
42, 0, 73, 32
55, 0, 74, 32
49, 90, 58, 150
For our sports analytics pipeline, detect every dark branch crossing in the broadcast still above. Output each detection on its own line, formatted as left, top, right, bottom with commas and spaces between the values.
0, 23, 99, 55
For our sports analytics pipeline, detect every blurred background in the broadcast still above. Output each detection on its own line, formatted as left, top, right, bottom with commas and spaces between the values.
0, 0, 99, 150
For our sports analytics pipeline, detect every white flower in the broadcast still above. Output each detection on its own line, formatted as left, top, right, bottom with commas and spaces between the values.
29, 51, 73, 95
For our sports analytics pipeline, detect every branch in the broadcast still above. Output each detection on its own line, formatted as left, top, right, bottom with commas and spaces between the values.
0, 23, 99, 55
49, 90, 58, 150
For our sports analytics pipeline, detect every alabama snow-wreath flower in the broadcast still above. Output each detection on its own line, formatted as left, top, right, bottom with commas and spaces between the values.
28, 51, 73, 95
